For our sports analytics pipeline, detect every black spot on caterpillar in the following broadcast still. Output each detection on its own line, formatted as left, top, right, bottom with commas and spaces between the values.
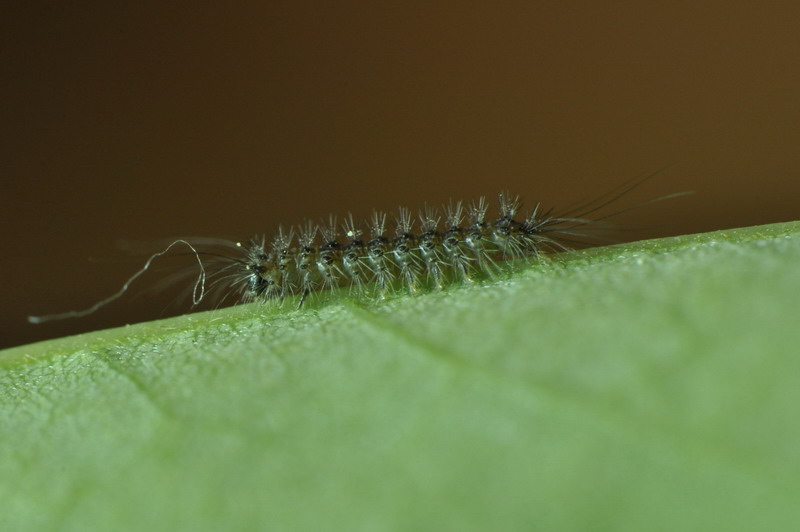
28, 170, 687, 324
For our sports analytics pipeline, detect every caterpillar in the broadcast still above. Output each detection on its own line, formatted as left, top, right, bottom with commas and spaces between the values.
219, 191, 574, 307
29, 172, 683, 324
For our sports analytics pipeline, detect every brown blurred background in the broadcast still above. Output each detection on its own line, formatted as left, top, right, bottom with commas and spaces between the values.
3, 2, 799, 349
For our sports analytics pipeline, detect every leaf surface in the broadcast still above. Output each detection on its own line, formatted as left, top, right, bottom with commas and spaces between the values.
2, 222, 800, 531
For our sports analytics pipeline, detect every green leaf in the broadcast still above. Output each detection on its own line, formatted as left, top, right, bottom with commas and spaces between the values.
3, 221, 800, 531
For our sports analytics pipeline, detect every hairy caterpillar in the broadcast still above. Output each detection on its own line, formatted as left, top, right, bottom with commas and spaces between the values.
216, 191, 572, 307
29, 172, 683, 324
